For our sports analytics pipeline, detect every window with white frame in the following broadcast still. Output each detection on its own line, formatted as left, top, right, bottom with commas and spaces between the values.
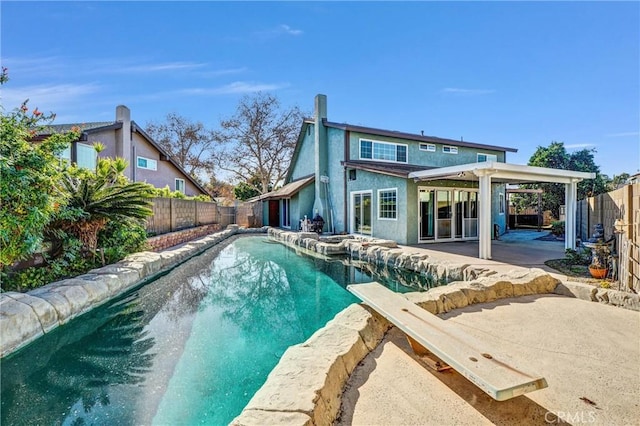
137, 156, 157, 171
419, 143, 436, 152
175, 178, 185, 194
442, 145, 458, 154
477, 153, 498, 162
499, 193, 505, 214
378, 188, 397, 220
360, 139, 407, 163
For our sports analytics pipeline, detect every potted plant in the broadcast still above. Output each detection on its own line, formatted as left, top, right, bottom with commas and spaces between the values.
588, 243, 610, 279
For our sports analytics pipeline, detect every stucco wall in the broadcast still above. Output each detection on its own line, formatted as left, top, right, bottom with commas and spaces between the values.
289, 125, 316, 181
346, 170, 409, 243
327, 127, 347, 233
83, 129, 202, 196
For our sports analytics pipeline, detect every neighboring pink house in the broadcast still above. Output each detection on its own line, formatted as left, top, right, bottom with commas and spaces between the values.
38, 105, 208, 196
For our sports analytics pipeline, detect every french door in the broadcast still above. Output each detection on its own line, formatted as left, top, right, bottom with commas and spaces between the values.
419, 188, 478, 242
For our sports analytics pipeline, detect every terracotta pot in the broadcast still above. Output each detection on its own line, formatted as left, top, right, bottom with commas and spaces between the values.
588, 266, 608, 279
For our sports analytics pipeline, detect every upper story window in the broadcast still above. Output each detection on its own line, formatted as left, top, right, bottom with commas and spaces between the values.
477, 153, 498, 162
419, 143, 436, 152
360, 139, 407, 163
175, 178, 185, 194
137, 156, 157, 171
442, 145, 458, 154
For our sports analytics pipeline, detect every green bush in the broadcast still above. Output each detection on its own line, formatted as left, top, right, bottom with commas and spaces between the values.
98, 220, 149, 264
564, 248, 591, 266
551, 220, 565, 236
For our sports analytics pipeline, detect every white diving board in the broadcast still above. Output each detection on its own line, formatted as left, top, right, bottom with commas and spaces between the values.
347, 282, 548, 401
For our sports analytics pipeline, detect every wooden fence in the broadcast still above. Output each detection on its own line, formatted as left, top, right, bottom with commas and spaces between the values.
146, 198, 235, 235
577, 183, 640, 292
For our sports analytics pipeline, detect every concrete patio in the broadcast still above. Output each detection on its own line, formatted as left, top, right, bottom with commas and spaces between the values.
410, 229, 566, 272
338, 294, 640, 426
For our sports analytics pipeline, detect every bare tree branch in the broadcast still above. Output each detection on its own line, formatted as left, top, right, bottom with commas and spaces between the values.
213, 93, 302, 194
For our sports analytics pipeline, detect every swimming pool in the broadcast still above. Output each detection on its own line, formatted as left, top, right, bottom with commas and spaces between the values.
0, 235, 433, 425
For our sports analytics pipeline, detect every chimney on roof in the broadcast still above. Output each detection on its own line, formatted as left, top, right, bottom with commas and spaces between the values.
312, 94, 329, 230
115, 105, 133, 180
421, 130, 424, 136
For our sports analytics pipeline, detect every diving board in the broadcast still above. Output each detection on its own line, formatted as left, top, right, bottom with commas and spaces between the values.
347, 282, 548, 401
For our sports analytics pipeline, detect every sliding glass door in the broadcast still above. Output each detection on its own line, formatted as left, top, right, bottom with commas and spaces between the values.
419, 187, 478, 242
352, 191, 372, 235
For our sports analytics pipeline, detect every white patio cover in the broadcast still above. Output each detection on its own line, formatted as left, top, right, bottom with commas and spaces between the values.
408, 162, 595, 259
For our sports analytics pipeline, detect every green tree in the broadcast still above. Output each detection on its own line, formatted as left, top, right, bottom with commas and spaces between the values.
53, 157, 155, 253
0, 68, 78, 266
528, 141, 607, 218
233, 181, 261, 201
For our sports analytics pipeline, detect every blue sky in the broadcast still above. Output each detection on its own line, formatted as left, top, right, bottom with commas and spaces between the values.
2, 1, 639, 178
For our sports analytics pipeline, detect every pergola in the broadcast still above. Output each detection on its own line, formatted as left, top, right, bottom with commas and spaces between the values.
408, 162, 595, 260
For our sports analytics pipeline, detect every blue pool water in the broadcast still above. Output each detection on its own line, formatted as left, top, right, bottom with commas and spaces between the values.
0, 236, 435, 425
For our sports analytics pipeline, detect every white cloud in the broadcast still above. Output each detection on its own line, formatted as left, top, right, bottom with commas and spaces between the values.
565, 143, 596, 149
0, 83, 102, 111
197, 67, 248, 78
440, 87, 495, 95
117, 61, 208, 73
178, 81, 289, 96
605, 131, 640, 138
279, 24, 303, 36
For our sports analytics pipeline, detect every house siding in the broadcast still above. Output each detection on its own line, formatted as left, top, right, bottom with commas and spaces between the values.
346, 170, 408, 243
289, 125, 316, 181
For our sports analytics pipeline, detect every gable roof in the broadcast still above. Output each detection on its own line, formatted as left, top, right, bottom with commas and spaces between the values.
286, 118, 518, 183
249, 174, 315, 201
37, 120, 209, 196
324, 120, 518, 153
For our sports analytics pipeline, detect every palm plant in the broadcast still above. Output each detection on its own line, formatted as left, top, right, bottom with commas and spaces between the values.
54, 156, 154, 253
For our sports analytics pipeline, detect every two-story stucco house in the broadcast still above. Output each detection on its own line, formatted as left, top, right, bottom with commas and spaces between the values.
260, 94, 594, 259
39, 105, 208, 197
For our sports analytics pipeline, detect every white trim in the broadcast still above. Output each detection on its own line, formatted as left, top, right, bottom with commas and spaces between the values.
137, 156, 157, 171
175, 178, 185, 193
409, 161, 595, 184
499, 192, 505, 215
419, 143, 436, 152
359, 138, 408, 164
377, 187, 398, 221
442, 145, 458, 154
350, 190, 373, 235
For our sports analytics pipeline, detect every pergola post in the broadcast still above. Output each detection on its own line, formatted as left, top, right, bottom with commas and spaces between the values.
565, 180, 578, 250
478, 171, 493, 259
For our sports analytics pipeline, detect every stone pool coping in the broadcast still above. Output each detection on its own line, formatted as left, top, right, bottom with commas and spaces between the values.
0, 225, 268, 358
231, 229, 639, 425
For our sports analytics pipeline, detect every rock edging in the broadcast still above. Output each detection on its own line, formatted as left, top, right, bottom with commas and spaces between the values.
230, 303, 392, 426
267, 228, 496, 285
0, 225, 268, 358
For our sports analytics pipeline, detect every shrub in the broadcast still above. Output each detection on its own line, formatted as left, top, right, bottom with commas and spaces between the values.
564, 248, 591, 266
551, 220, 565, 236
98, 220, 149, 264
